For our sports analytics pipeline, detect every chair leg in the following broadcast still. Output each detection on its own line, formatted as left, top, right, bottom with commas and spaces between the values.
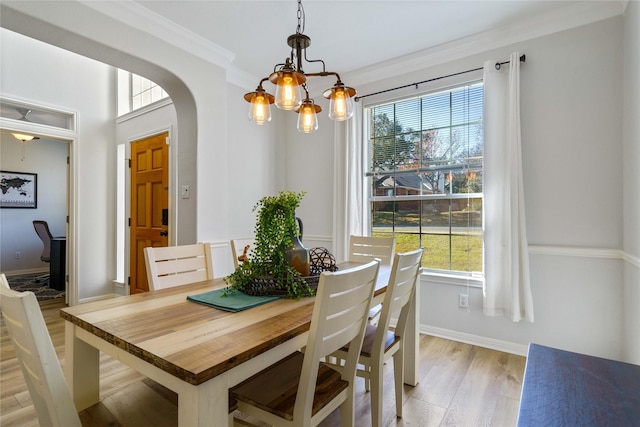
393, 350, 404, 418
370, 363, 383, 427
339, 394, 355, 427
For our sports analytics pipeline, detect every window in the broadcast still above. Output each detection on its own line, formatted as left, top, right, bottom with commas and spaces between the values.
130, 73, 168, 110
117, 70, 168, 115
366, 81, 483, 275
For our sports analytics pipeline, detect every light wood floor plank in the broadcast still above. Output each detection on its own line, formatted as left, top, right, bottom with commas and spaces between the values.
1, 298, 525, 427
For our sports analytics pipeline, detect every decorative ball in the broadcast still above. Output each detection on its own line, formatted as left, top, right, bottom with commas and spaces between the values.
309, 247, 338, 276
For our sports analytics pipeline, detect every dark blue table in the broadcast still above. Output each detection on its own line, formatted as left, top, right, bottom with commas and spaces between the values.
517, 343, 640, 426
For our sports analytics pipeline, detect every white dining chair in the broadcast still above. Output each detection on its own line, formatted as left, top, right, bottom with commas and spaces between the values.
0, 273, 83, 427
348, 235, 395, 267
349, 235, 396, 323
230, 260, 380, 427
144, 243, 214, 291
230, 237, 256, 269
327, 248, 423, 427
0, 272, 9, 288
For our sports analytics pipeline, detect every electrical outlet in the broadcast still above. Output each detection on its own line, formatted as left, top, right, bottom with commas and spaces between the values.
15, 252, 21, 259
458, 293, 469, 308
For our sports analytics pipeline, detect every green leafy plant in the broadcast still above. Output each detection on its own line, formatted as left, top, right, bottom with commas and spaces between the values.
224, 190, 313, 298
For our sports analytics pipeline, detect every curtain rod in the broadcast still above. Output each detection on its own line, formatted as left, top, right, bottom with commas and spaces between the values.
355, 54, 526, 102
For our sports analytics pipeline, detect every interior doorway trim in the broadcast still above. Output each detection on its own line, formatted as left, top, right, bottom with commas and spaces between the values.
0, 97, 78, 305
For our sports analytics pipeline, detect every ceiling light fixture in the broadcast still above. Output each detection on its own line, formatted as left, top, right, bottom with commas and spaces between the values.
11, 132, 40, 161
12, 133, 36, 142
244, 0, 356, 133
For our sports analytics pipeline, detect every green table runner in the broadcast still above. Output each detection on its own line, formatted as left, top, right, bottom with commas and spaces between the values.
187, 289, 280, 312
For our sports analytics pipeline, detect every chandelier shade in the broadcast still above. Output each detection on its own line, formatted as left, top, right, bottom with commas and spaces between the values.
243, 0, 356, 133
295, 98, 321, 133
244, 88, 274, 125
270, 65, 305, 110
323, 82, 356, 121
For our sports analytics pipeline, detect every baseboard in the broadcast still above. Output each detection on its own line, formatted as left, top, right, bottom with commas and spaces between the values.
78, 293, 122, 304
420, 324, 528, 356
2, 267, 49, 277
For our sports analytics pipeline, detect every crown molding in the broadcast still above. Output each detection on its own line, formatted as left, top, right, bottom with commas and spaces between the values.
345, 0, 625, 87
80, 0, 625, 91
81, 0, 235, 69
226, 65, 262, 91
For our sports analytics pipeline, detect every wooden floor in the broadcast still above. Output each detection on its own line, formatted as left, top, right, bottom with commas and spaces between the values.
1, 298, 525, 427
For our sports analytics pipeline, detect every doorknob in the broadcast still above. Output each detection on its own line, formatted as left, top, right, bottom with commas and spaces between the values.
160, 230, 168, 237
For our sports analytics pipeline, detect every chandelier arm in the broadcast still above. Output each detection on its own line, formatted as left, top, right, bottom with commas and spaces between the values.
273, 62, 287, 73
302, 49, 326, 73
304, 71, 339, 80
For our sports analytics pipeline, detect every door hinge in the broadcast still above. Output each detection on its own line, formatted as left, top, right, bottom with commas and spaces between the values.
66, 215, 69, 224
128, 217, 131, 227
128, 276, 131, 286
128, 158, 131, 168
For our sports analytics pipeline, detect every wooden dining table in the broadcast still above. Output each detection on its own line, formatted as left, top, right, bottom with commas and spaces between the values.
60, 262, 419, 427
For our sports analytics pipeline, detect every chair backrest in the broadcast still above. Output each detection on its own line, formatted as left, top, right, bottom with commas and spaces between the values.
0, 273, 9, 288
0, 274, 82, 427
348, 235, 395, 266
230, 237, 256, 269
373, 248, 423, 359
33, 220, 53, 262
294, 259, 380, 421
144, 243, 214, 291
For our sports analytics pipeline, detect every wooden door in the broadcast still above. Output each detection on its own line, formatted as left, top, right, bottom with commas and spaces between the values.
130, 132, 169, 294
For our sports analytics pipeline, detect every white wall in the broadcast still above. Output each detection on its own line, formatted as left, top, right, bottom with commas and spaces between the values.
0, 135, 67, 273
622, 0, 640, 364
0, 28, 116, 301
284, 109, 335, 250
226, 82, 285, 238
286, 17, 630, 361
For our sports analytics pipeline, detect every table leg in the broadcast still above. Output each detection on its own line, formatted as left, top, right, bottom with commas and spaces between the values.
64, 321, 99, 410
178, 377, 227, 427
404, 283, 419, 386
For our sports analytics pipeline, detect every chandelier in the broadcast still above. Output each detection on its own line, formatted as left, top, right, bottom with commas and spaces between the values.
244, 0, 356, 133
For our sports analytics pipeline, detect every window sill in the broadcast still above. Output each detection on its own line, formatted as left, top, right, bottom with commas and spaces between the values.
419, 270, 484, 288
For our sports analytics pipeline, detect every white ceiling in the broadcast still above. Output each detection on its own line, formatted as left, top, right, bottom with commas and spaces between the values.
132, 0, 625, 82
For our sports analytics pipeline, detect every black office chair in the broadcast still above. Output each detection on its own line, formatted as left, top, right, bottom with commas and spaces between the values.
33, 220, 53, 262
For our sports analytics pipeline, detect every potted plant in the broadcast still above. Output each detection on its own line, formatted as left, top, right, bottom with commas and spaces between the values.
224, 190, 313, 298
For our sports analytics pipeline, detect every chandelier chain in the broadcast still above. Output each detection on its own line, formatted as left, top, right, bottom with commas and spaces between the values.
296, 0, 305, 34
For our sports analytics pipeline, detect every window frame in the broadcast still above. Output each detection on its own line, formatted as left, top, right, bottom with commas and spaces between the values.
117, 71, 169, 116
363, 79, 485, 281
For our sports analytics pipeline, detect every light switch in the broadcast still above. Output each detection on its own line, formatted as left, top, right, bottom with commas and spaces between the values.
181, 185, 190, 199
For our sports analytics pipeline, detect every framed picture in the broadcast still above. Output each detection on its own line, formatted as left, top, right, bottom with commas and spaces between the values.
0, 171, 37, 208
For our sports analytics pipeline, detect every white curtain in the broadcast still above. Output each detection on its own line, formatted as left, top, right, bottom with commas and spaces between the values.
483, 52, 534, 322
332, 103, 365, 262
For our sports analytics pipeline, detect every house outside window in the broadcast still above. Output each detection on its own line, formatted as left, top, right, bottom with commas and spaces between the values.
365, 81, 483, 275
